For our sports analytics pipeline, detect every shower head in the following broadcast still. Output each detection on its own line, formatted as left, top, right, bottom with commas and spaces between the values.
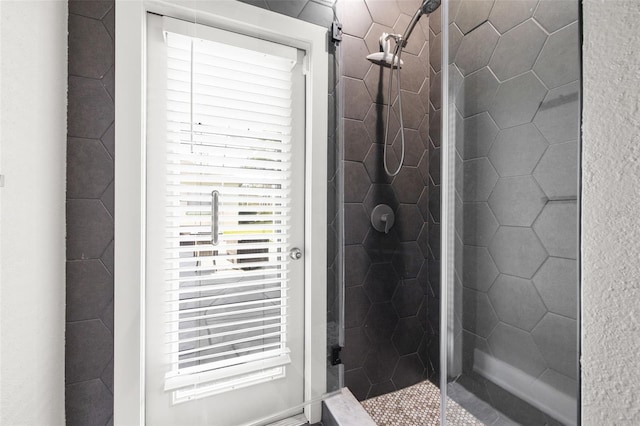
365, 0, 441, 68
421, 0, 441, 14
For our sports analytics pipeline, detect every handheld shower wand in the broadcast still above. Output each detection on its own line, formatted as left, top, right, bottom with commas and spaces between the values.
365, 0, 441, 176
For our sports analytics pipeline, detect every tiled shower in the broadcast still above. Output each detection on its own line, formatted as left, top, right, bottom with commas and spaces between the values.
339, 0, 440, 401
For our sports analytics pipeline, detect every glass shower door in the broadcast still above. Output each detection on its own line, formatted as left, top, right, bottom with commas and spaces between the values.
441, 0, 581, 424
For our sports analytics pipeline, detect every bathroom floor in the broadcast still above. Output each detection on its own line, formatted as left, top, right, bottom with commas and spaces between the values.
360, 381, 484, 426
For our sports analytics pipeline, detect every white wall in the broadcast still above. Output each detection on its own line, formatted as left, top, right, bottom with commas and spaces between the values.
582, 1, 640, 424
0, 1, 67, 424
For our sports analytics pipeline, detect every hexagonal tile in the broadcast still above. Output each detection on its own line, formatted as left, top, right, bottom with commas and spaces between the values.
449, 23, 465, 65
530, 370, 578, 406
532, 313, 578, 379
418, 150, 430, 185
365, 302, 399, 342
454, 22, 500, 76
392, 167, 424, 204
456, 157, 499, 202
345, 203, 370, 245
488, 123, 548, 177
365, 0, 400, 27
454, 0, 495, 34
101, 180, 114, 218
340, 0, 373, 38
429, 109, 442, 148
364, 103, 400, 145
489, 71, 547, 129
392, 317, 424, 355
344, 77, 373, 120
69, 14, 114, 79
345, 119, 373, 162
533, 201, 577, 259
364, 183, 399, 215
429, 144, 440, 185
345, 286, 371, 328
68, 76, 114, 139
461, 246, 499, 291
396, 52, 426, 92
456, 112, 499, 160
345, 245, 372, 288
363, 340, 400, 384
417, 187, 429, 220
489, 0, 537, 33
430, 30, 442, 73
534, 0, 579, 33
69, 1, 112, 19
533, 141, 578, 199
489, 227, 547, 279
417, 223, 429, 257
101, 121, 115, 159
489, 275, 547, 331
66, 379, 113, 426
460, 202, 499, 247
364, 263, 400, 303
343, 327, 371, 369
488, 322, 547, 378
462, 289, 499, 338
364, 227, 400, 263
428, 223, 441, 260
67, 137, 114, 199
343, 35, 372, 79
392, 353, 425, 389
393, 279, 424, 318
364, 51, 400, 105
489, 20, 547, 82
344, 161, 371, 202
393, 91, 426, 130
395, 204, 424, 241
533, 257, 578, 319
67, 199, 114, 260
392, 242, 424, 278
345, 368, 372, 401
534, 81, 580, 144
66, 320, 113, 384
488, 176, 547, 227
455, 67, 500, 117
364, 144, 397, 184
533, 22, 580, 90
67, 260, 113, 322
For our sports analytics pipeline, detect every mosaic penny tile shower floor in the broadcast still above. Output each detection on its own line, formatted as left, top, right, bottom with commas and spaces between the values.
360, 381, 484, 426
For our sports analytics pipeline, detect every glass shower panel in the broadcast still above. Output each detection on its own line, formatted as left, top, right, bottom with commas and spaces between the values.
443, 0, 581, 424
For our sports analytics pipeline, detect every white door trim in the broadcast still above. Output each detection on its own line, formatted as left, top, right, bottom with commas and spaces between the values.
114, 1, 328, 424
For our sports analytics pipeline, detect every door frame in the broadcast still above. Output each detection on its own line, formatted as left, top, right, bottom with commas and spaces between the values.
114, 1, 329, 424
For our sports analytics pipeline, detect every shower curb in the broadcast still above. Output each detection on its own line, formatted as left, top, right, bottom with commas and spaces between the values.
322, 388, 377, 426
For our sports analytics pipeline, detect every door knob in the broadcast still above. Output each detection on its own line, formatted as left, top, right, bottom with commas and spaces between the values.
289, 248, 302, 260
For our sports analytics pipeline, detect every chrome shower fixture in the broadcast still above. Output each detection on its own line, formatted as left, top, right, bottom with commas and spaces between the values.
365, 0, 441, 176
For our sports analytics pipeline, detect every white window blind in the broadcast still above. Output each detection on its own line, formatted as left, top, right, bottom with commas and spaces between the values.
160, 24, 299, 402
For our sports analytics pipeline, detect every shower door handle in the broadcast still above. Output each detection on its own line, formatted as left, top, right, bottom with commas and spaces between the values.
211, 190, 219, 246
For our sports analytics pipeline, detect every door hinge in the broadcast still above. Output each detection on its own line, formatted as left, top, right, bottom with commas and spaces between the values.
330, 345, 342, 366
331, 21, 343, 44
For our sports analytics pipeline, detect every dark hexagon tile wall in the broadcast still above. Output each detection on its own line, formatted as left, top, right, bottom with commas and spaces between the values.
66, 1, 115, 424
340, 0, 437, 401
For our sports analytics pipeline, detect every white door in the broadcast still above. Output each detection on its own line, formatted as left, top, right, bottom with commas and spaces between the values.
145, 14, 306, 425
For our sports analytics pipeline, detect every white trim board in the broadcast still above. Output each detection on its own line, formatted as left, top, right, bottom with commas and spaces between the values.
114, 1, 328, 424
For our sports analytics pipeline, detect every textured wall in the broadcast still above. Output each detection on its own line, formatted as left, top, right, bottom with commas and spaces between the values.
581, 1, 640, 424
0, 2, 67, 424
65, 1, 115, 424
338, 0, 437, 401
